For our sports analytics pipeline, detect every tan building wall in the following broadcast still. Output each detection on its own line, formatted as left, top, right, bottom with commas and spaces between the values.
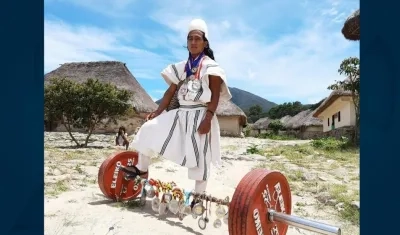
316, 97, 356, 132
217, 115, 243, 137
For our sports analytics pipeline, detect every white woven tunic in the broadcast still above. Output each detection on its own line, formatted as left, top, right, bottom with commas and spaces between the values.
131, 56, 232, 181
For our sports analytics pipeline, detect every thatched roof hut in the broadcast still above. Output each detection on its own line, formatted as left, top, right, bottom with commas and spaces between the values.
216, 100, 247, 126
342, 9, 360, 41
283, 110, 312, 130
252, 117, 272, 130
44, 61, 158, 113
313, 90, 352, 117
292, 109, 322, 129
279, 115, 292, 126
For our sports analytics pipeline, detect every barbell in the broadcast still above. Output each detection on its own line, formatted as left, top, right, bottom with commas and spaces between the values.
98, 151, 342, 235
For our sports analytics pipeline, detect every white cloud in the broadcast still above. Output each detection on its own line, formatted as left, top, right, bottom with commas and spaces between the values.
145, 0, 359, 102
44, 18, 171, 79
45, 0, 359, 104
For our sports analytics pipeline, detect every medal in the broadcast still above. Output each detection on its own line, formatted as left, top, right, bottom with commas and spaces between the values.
177, 198, 186, 221
168, 198, 179, 214
179, 84, 188, 96
159, 202, 168, 215
179, 202, 186, 214
185, 52, 204, 78
184, 53, 205, 97
192, 200, 205, 216
139, 183, 147, 207
215, 204, 226, 218
139, 191, 147, 206
177, 189, 186, 214
168, 188, 182, 215
187, 79, 201, 93
164, 193, 172, 203
159, 194, 168, 215
187, 80, 193, 92
144, 181, 156, 198
192, 80, 201, 91
198, 217, 207, 230
162, 182, 173, 203
213, 218, 222, 228
223, 212, 229, 224
151, 197, 160, 212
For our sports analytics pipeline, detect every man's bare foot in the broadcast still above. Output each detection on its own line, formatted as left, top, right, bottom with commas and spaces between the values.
119, 165, 148, 178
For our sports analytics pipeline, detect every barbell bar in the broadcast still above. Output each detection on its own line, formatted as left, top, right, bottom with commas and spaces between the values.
268, 209, 341, 235
98, 151, 343, 235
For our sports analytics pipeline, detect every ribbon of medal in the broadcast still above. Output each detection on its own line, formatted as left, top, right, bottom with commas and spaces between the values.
180, 53, 206, 98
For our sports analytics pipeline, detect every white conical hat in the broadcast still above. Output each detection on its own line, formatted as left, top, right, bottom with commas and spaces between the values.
188, 18, 208, 39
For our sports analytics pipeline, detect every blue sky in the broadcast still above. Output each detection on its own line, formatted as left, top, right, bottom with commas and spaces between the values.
44, 0, 359, 105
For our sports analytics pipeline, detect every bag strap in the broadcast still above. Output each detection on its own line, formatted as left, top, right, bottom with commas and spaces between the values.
171, 64, 184, 89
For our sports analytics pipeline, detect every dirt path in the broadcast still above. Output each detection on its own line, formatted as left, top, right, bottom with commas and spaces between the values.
45, 132, 359, 235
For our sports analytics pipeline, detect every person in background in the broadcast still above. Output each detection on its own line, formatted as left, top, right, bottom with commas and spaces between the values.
115, 126, 129, 150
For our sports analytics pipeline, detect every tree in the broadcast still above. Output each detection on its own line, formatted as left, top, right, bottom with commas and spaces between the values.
328, 56, 360, 144
266, 101, 307, 119
268, 120, 283, 134
44, 77, 133, 147
249, 105, 262, 116
247, 105, 263, 123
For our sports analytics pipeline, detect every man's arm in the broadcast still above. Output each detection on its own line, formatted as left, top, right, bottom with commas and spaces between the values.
204, 75, 222, 120
155, 84, 178, 113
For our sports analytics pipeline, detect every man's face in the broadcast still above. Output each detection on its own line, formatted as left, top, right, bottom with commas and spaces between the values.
187, 30, 207, 55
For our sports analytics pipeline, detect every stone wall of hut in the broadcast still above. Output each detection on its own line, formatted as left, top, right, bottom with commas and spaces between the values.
284, 126, 355, 140
245, 125, 354, 140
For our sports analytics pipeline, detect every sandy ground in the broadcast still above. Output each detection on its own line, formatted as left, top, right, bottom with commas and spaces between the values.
44, 132, 359, 235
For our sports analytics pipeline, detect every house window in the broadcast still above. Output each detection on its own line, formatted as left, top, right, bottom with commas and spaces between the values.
328, 118, 330, 126
338, 111, 341, 122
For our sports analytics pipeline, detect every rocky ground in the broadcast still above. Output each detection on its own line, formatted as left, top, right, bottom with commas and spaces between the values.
44, 132, 359, 235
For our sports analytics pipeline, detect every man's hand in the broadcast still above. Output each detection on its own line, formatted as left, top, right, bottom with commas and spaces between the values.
146, 110, 162, 121
197, 112, 213, 134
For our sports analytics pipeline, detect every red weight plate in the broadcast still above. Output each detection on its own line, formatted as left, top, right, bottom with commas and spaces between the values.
98, 151, 149, 201
228, 169, 292, 235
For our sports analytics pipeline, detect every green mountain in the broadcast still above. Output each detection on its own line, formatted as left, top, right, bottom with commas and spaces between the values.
228, 87, 277, 113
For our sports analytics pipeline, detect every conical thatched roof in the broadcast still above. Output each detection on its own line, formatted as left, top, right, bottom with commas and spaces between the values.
313, 90, 352, 117
283, 110, 311, 129
216, 100, 247, 126
44, 61, 158, 113
292, 109, 322, 129
342, 9, 360, 41
252, 117, 272, 130
279, 115, 292, 125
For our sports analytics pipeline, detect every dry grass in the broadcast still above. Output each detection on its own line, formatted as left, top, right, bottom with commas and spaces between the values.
45, 139, 161, 198
253, 139, 360, 227
45, 132, 359, 234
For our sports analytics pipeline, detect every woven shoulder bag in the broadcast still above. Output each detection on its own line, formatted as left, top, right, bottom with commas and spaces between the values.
165, 64, 184, 111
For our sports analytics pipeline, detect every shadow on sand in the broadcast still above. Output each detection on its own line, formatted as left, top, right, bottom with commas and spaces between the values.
88, 197, 204, 235
56, 145, 109, 149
